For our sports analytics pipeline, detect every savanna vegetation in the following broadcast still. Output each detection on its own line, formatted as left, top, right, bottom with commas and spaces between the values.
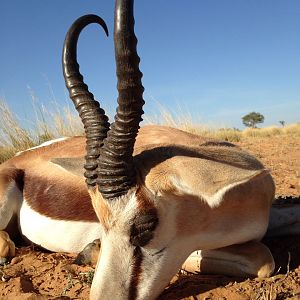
0, 98, 299, 164
242, 111, 265, 128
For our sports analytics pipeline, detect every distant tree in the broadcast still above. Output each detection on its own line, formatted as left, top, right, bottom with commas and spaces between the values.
242, 112, 265, 128
279, 120, 285, 127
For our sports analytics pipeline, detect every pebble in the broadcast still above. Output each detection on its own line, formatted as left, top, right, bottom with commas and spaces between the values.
1, 274, 9, 282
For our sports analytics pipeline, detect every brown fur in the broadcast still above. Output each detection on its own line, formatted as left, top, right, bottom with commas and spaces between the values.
0, 137, 97, 222
0, 125, 272, 224
173, 173, 274, 240
0, 167, 24, 200
23, 168, 97, 221
134, 143, 267, 198
135, 186, 157, 212
128, 247, 143, 300
0, 125, 213, 222
0, 125, 276, 296
89, 188, 111, 231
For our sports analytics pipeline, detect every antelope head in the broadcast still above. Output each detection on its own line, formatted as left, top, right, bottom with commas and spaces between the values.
62, 0, 275, 299
62, 1, 187, 299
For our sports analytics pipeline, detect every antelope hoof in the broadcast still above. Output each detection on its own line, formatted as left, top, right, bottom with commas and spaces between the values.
0, 231, 15, 264
74, 239, 101, 267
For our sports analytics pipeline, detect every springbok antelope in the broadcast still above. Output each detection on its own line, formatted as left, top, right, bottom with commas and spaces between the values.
0, 0, 299, 299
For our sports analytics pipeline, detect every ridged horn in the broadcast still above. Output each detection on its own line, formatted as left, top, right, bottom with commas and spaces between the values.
63, 14, 110, 187
97, 0, 145, 199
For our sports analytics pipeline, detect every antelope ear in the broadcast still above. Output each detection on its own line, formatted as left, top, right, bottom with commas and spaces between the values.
51, 157, 85, 177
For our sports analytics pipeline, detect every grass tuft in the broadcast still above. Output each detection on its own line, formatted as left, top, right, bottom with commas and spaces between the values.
0, 98, 83, 163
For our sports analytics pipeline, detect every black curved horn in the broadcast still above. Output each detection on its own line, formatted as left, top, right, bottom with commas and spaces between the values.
63, 14, 110, 187
97, 0, 145, 199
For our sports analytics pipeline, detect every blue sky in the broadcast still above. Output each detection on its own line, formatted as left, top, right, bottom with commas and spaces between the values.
1, 0, 299, 129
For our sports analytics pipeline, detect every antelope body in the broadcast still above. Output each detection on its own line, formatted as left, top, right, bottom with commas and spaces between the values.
0, 1, 298, 300
0, 126, 272, 251
0, 125, 275, 297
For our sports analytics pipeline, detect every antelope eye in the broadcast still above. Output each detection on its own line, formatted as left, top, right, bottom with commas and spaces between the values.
130, 213, 159, 247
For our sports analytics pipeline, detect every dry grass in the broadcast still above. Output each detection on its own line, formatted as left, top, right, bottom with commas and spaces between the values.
146, 108, 300, 142
0, 98, 299, 163
0, 99, 83, 163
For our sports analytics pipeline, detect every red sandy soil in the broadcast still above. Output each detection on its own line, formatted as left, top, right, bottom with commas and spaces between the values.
0, 135, 299, 299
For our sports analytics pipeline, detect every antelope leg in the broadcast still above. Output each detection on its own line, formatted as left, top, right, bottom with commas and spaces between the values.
267, 197, 300, 237
182, 241, 274, 278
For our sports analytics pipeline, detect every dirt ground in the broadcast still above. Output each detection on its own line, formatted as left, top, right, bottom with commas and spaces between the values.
0, 135, 299, 299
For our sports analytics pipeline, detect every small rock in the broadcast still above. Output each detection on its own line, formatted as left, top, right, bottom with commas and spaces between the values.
1, 274, 9, 282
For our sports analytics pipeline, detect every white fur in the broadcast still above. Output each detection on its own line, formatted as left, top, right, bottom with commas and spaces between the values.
19, 199, 101, 253
90, 190, 140, 299
15, 137, 69, 156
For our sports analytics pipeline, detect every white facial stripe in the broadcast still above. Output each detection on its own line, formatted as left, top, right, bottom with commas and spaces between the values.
20, 199, 101, 253
90, 189, 148, 300
137, 241, 193, 300
91, 231, 136, 299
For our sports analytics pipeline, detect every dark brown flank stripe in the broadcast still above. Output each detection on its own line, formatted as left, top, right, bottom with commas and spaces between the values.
23, 174, 98, 222
128, 247, 143, 300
